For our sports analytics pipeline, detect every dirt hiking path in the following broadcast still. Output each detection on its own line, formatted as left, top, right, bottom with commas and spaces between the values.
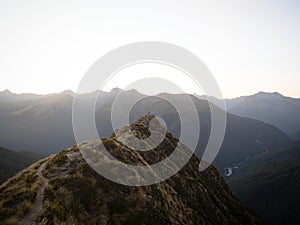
20, 162, 48, 225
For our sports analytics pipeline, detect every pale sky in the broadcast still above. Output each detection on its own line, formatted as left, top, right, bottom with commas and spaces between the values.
0, 0, 300, 98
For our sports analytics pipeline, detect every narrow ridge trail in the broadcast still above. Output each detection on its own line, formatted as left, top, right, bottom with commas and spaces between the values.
20, 162, 48, 225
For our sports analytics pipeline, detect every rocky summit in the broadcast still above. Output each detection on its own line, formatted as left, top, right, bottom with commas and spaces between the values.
0, 115, 265, 225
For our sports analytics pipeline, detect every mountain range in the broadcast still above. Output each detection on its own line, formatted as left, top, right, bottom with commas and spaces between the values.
0, 89, 48, 103
0, 89, 293, 174
198, 91, 300, 137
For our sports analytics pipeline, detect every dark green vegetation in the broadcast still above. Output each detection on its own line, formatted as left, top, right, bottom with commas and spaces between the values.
0, 89, 292, 173
0, 116, 266, 225
0, 159, 45, 225
227, 142, 300, 225
0, 146, 41, 184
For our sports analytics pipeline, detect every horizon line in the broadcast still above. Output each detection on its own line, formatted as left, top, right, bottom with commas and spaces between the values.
1, 88, 300, 100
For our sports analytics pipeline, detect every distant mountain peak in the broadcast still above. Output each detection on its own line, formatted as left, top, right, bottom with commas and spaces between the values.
1, 89, 12, 94
110, 88, 143, 96
111, 87, 122, 92
226, 90, 300, 134
60, 89, 75, 96
255, 91, 283, 97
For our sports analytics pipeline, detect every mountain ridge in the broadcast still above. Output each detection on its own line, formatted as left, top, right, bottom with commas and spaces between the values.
0, 90, 293, 173
0, 115, 266, 225
196, 91, 300, 136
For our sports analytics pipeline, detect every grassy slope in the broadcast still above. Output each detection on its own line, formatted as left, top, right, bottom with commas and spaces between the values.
0, 159, 47, 225
35, 146, 263, 225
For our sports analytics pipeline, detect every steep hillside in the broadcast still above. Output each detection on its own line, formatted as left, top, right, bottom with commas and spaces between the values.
0, 146, 41, 184
0, 116, 265, 225
227, 143, 300, 225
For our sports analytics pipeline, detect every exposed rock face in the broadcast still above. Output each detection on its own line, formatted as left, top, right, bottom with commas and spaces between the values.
0, 116, 265, 225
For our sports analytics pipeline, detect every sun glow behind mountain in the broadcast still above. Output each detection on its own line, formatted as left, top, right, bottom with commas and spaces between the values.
0, 0, 300, 98
101, 63, 205, 96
